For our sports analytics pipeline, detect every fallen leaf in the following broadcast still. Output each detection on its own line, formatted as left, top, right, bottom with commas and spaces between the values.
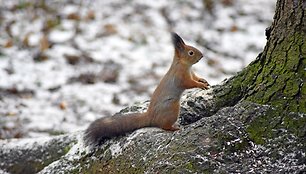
86, 10, 95, 20
103, 24, 117, 35
230, 25, 238, 32
67, 12, 81, 20
59, 101, 67, 110
23, 32, 32, 47
4, 39, 13, 48
40, 35, 49, 51
33, 52, 49, 62
64, 54, 80, 65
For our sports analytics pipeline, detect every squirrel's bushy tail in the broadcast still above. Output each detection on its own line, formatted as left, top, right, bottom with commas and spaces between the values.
84, 112, 149, 146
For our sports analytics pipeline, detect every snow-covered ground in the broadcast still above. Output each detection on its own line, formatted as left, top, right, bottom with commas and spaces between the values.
0, 0, 276, 138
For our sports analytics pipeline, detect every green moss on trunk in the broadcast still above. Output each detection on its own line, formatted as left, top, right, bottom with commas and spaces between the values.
213, 0, 305, 145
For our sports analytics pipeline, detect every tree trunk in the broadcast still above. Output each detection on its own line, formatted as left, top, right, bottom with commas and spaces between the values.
0, 0, 305, 173
214, 0, 306, 144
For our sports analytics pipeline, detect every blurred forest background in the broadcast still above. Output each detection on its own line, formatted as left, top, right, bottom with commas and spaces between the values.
0, 0, 275, 139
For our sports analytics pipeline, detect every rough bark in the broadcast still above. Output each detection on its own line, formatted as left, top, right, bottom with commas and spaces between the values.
213, 0, 306, 144
0, 0, 305, 173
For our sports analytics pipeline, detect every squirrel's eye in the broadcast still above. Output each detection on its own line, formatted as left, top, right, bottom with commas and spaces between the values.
188, 50, 194, 56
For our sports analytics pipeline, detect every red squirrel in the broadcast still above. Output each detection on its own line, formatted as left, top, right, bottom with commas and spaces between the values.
84, 32, 209, 146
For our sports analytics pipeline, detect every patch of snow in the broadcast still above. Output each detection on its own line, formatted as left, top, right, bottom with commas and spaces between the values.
109, 142, 122, 157
49, 30, 75, 43
0, 0, 276, 138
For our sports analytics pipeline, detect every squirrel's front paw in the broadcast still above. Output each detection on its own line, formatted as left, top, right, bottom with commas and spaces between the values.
199, 83, 209, 90
198, 78, 210, 89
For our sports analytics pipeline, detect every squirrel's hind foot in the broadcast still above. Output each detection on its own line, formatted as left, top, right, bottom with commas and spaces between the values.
161, 123, 180, 131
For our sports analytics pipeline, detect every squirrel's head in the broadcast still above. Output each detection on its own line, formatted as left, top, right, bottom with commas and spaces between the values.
171, 32, 203, 65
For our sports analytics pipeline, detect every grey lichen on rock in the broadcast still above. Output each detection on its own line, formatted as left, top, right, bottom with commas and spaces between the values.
56, 90, 303, 173
0, 133, 78, 174
0, 85, 305, 173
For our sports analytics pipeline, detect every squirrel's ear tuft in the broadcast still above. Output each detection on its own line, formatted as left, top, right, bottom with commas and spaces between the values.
171, 32, 185, 51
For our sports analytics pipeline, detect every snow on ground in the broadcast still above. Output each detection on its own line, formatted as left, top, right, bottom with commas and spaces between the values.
0, 0, 276, 138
